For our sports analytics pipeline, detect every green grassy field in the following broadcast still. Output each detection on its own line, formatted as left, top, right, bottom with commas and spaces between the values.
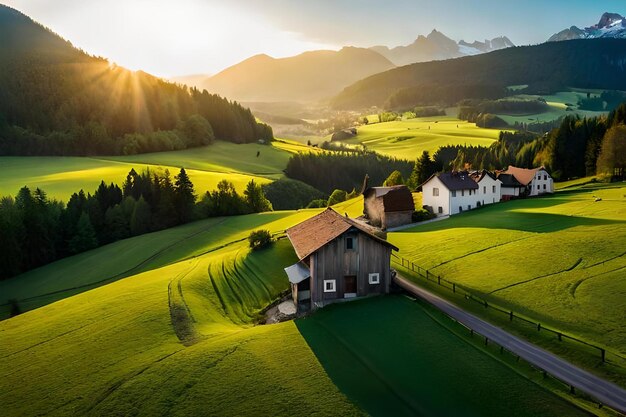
0, 141, 295, 202
389, 185, 626, 363
298, 296, 592, 417
498, 89, 608, 125
346, 117, 502, 160
0, 191, 593, 416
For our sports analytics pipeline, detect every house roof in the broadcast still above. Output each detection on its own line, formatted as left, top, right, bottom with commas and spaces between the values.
496, 173, 523, 187
502, 165, 547, 186
284, 262, 310, 284
470, 169, 498, 183
285, 208, 398, 261
422, 171, 479, 191
364, 185, 415, 212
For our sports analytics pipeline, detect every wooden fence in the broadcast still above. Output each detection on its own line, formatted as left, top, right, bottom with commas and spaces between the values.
390, 253, 618, 364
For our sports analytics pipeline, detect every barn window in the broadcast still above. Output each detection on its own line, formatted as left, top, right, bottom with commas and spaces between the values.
323, 280, 336, 292
433, 188, 439, 196
461, 190, 465, 197
492, 185, 496, 193
451, 191, 456, 197
346, 237, 354, 250
467, 205, 471, 210
438, 206, 443, 214
483, 186, 486, 194
459, 206, 463, 212
368, 273, 380, 285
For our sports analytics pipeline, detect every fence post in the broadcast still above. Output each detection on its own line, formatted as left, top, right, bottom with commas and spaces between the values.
484, 337, 488, 346
426, 270, 429, 280
438, 276, 441, 285
601, 349, 606, 362
452, 283, 456, 293
537, 323, 541, 331
557, 332, 562, 341
484, 301, 488, 308
509, 311, 514, 321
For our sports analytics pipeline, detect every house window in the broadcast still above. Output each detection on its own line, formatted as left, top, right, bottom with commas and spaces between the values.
459, 206, 463, 212
323, 279, 336, 293
467, 205, 471, 210
438, 206, 443, 214
483, 186, 486, 194
433, 188, 439, 197
543, 184, 546, 190
492, 185, 496, 193
346, 237, 354, 250
544, 175, 547, 180
537, 185, 540, 190
451, 191, 456, 197
461, 190, 465, 197
368, 273, 380, 285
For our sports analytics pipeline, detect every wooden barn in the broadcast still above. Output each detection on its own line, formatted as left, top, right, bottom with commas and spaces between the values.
284, 208, 398, 312
363, 185, 415, 229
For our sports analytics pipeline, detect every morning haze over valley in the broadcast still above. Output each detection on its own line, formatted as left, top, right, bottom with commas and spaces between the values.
1, 1, 626, 416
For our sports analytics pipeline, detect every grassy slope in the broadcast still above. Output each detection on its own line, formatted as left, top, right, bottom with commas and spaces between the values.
0, 194, 591, 416
0, 141, 292, 202
497, 89, 608, 125
297, 296, 591, 417
0, 239, 360, 416
347, 117, 501, 160
0, 197, 366, 318
389, 185, 626, 359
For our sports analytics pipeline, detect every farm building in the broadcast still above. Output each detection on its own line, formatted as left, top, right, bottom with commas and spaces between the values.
363, 185, 415, 229
284, 208, 398, 312
421, 171, 480, 216
502, 165, 554, 196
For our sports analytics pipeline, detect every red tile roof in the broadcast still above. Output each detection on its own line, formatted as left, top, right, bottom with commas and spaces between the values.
286, 208, 398, 260
503, 166, 548, 186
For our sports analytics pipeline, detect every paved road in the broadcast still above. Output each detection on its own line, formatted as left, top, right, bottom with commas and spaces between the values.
394, 274, 626, 414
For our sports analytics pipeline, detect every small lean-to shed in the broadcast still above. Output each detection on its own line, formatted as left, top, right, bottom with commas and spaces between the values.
363, 185, 415, 229
284, 208, 398, 312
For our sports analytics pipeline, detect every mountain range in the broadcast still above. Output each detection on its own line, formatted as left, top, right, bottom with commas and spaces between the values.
332, 38, 626, 109
549, 12, 626, 42
197, 47, 395, 103
370, 29, 514, 66
183, 30, 514, 103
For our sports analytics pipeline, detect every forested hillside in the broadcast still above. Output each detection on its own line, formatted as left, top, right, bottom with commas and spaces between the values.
332, 39, 626, 109
0, 5, 272, 156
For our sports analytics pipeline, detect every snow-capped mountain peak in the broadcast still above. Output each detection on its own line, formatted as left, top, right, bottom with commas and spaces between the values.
548, 12, 626, 42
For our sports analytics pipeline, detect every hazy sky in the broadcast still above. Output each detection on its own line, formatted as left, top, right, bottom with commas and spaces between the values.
3, 0, 625, 77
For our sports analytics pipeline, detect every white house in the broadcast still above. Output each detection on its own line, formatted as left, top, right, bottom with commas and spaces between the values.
421, 171, 480, 216
469, 170, 502, 207
501, 166, 554, 196
422, 166, 553, 216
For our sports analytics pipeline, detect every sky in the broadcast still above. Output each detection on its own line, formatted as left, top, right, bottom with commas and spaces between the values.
3, 0, 625, 78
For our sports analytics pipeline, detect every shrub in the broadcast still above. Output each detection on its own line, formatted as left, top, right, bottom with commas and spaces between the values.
248, 230, 272, 250
412, 209, 436, 223
261, 178, 326, 210
307, 199, 328, 208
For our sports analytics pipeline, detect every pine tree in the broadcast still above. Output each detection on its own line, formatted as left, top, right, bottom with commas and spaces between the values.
174, 168, 196, 223
68, 212, 98, 254
130, 196, 152, 236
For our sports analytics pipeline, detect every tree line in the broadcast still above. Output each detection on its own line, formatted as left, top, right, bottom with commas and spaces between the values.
284, 150, 413, 195
0, 168, 272, 280
407, 102, 626, 182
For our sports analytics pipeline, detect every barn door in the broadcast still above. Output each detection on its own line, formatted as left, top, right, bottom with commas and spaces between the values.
344, 275, 357, 297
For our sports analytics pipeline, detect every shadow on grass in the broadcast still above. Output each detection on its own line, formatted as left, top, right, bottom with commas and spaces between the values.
402, 195, 625, 233
296, 296, 592, 417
